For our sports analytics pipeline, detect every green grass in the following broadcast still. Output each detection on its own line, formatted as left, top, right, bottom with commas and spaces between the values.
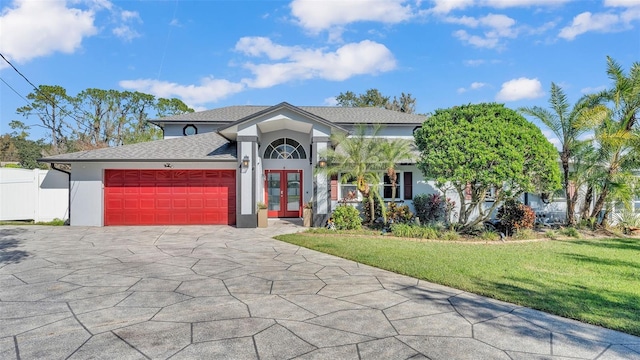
275, 233, 640, 336
0, 218, 66, 226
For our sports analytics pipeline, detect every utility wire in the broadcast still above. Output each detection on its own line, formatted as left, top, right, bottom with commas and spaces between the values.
0, 52, 40, 94
0, 51, 82, 139
0, 76, 52, 128
0, 76, 31, 105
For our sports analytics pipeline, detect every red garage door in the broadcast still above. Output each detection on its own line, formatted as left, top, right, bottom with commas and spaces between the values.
104, 170, 236, 226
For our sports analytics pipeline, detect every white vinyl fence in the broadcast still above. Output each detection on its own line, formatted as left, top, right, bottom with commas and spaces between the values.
0, 168, 69, 222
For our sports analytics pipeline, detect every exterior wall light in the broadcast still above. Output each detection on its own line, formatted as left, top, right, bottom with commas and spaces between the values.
317, 158, 327, 168
242, 155, 250, 168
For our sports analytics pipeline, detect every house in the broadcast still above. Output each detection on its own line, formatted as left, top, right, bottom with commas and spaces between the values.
39, 102, 437, 227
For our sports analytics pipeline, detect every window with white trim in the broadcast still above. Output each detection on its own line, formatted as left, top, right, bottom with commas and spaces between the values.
264, 138, 307, 159
336, 172, 409, 202
382, 173, 401, 200
339, 174, 359, 201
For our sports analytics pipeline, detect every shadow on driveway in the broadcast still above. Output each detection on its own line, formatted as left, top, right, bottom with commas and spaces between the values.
0, 227, 29, 265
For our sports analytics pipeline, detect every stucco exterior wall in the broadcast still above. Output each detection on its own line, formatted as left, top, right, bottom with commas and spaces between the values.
163, 124, 218, 138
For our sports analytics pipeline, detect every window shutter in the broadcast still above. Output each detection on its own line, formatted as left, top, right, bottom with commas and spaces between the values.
331, 175, 338, 200
403, 172, 413, 200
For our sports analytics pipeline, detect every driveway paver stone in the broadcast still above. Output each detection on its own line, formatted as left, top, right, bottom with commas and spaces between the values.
1, 221, 639, 359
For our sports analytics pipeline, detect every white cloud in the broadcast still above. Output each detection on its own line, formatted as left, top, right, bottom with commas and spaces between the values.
496, 77, 545, 101
323, 97, 338, 106
119, 37, 396, 106
235, 37, 297, 60
446, 13, 517, 48
113, 26, 140, 41
457, 81, 487, 93
119, 77, 245, 106
558, 12, 622, 40
236, 38, 397, 88
112, 9, 141, 41
464, 59, 486, 66
453, 30, 500, 48
484, 0, 571, 8
290, 0, 415, 34
0, 0, 97, 65
605, 0, 640, 7
580, 85, 607, 94
428, 0, 570, 14
429, 0, 474, 14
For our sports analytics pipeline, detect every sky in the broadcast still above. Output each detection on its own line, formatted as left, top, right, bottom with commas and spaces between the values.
1, 0, 639, 146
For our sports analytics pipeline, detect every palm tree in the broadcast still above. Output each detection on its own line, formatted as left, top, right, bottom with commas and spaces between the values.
519, 83, 592, 225
587, 57, 640, 225
379, 139, 415, 201
319, 125, 386, 224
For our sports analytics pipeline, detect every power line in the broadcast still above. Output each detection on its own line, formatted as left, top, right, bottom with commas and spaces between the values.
0, 76, 31, 105
0, 51, 83, 123
0, 76, 61, 127
0, 52, 40, 94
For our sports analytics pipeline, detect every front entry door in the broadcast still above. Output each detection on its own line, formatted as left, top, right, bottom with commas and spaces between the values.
266, 170, 302, 218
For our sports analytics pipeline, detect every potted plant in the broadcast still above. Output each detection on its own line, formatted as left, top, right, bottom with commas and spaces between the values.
303, 201, 313, 227
257, 202, 268, 228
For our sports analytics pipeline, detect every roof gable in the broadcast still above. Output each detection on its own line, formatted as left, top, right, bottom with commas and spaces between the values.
217, 102, 348, 140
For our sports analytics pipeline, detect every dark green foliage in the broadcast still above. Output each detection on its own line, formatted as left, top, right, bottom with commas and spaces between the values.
336, 89, 417, 114
15, 85, 194, 154
414, 103, 561, 230
361, 192, 383, 224
0, 122, 47, 169
413, 193, 454, 223
331, 205, 362, 230
497, 199, 536, 235
386, 202, 413, 224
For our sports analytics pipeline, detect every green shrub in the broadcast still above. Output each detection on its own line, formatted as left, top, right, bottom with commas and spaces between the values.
331, 205, 362, 230
560, 227, 580, 238
361, 194, 383, 224
512, 228, 536, 240
545, 230, 558, 239
390, 223, 439, 239
387, 202, 413, 224
413, 193, 455, 224
480, 230, 499, 241
440, 230, 460, 241
497, 199, 536, 235
614, 209, 640, 234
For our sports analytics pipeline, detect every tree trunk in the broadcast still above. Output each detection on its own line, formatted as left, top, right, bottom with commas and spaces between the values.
580, 185, 593, 220
390, 171, 397, 201
561, 155, 576, 226
590, 186, 609, 222
369, 196, 375, 224
601, 208, 610, 228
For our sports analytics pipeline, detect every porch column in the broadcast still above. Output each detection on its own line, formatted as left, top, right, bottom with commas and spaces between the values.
237, 136, 258, 228
313, 137, 330, 227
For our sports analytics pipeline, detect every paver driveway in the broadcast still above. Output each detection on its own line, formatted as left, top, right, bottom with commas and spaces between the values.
1, 222, 639, 359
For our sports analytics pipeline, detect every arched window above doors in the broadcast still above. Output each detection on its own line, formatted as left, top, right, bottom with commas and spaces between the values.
264, 138, 307, 159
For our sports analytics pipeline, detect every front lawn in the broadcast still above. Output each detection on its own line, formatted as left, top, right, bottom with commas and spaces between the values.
275, 233, 640, 336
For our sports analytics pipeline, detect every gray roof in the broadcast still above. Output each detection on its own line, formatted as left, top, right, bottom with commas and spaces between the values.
39, 131, 236, 163
154, 105, 426, 125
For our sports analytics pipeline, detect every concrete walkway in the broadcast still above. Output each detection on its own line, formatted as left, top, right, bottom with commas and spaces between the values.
0, 221, 638, 359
